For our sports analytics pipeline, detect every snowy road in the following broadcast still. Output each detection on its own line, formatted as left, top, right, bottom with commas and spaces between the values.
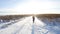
0, 16, 33, 34
0, 16, 60, 34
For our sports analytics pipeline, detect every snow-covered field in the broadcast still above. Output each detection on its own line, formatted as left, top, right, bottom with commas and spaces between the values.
34, 17, 60, 34
0, 16, 60, 34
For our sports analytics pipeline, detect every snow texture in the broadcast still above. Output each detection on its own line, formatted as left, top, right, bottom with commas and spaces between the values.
0, 16, 60, 34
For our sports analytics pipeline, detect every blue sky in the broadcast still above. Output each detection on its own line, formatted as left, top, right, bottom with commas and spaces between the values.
0, 0, 28, 8
0, 0, 60, 15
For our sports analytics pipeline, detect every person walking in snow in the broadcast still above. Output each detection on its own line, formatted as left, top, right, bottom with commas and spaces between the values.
32, 16, 35, 23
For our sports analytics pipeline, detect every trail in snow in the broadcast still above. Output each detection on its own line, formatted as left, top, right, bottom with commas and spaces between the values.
0, 16, 32, 34
0, 16, 60, 34
13, 16, 33, 34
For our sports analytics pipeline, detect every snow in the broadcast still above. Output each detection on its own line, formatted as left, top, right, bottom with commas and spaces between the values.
34, 17, 60, 34
0, 16, 33, 34
0, 16, 60, 34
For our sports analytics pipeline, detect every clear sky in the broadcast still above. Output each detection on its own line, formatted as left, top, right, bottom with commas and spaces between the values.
0, 0, 60, 15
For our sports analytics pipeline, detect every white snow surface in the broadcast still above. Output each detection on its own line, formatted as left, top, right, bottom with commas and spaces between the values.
0, 16, 33, 34
0, 16, 60, 34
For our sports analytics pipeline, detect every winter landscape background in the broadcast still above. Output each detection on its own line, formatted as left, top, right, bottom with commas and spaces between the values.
0, 14, 60, 34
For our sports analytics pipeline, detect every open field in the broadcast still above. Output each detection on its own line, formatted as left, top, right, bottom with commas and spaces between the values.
0, 15, 31, 20
36, 14, 60, 18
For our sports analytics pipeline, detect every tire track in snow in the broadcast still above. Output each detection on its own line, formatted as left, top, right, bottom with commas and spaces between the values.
15, 16, 33, 34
